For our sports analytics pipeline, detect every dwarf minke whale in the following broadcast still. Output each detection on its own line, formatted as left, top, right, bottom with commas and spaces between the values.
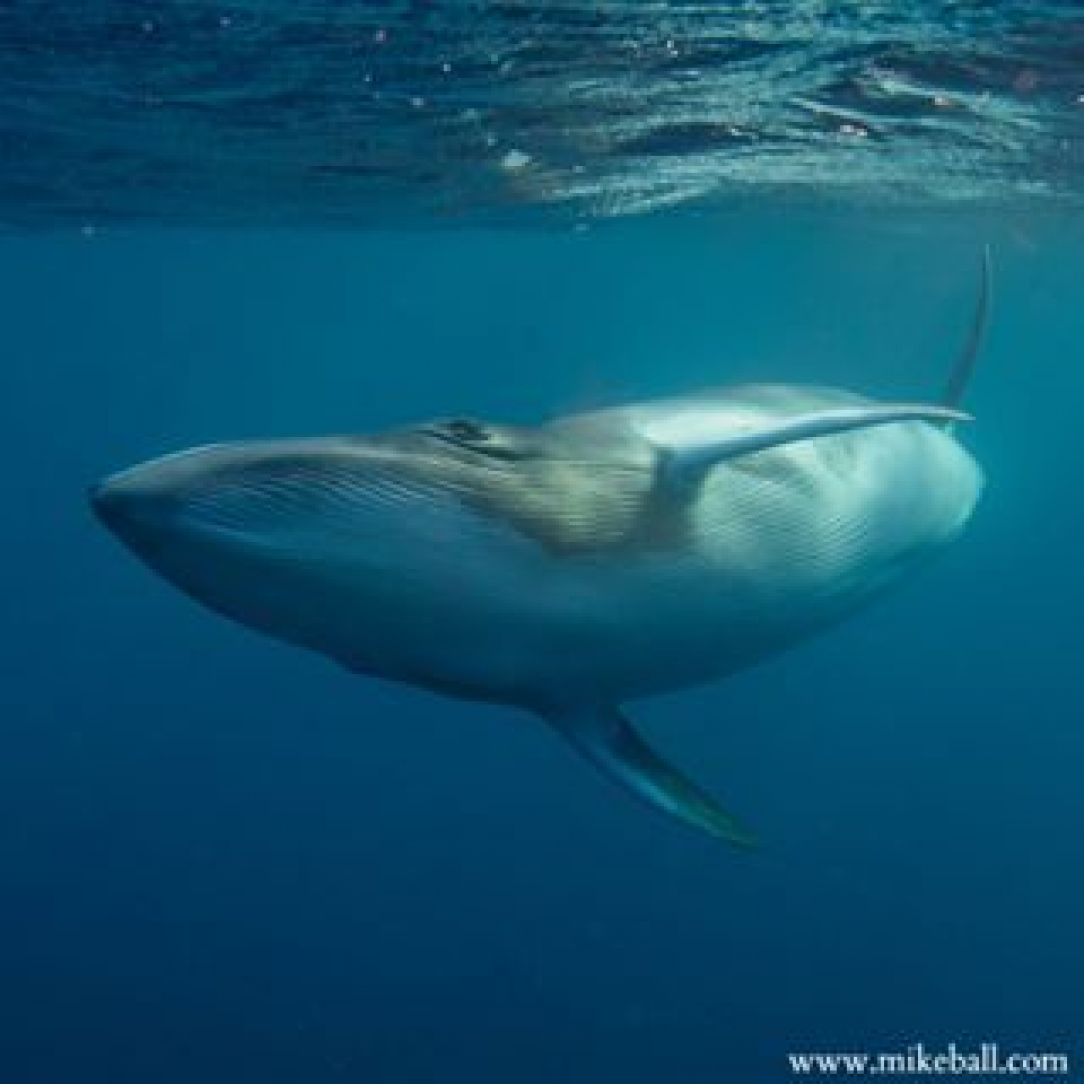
91, 254, 990, 847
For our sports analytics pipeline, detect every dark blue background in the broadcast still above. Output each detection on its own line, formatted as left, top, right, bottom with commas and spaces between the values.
1, 210, 1081, 1081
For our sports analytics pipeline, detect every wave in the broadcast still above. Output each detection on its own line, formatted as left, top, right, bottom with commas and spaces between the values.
2, 1, 1082, 226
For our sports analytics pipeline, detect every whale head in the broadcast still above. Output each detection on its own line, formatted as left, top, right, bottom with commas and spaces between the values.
90, 419, 583, 671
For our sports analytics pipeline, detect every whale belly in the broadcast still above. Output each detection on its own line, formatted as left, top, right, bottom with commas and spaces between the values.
527, 419, 983, 702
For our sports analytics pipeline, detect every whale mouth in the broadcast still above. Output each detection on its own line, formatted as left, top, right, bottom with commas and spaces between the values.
90, 470, 300, 550
90, 471, 184, 538
90, 441, 469, 573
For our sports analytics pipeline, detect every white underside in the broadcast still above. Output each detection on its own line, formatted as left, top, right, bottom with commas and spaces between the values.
281, 394, 982, 706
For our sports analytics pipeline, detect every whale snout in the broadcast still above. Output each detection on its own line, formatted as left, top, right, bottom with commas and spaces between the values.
90, 467, 185, 537
89, 437, 423, 566
89, 443, 245, 544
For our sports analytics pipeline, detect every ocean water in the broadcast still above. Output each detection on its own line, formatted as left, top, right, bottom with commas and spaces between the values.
2, 7, 1084, 1084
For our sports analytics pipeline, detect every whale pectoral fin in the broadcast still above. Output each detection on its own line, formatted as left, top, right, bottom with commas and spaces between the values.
548, 705, 758, 848
658, 401, 971, 491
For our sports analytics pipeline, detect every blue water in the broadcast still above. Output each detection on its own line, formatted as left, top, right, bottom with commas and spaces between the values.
3, 6, 1084, 1083
3, 2, 1084, 225
2, 212, 1082, 1081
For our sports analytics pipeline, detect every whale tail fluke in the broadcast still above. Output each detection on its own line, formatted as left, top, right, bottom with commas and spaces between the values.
941, 246, 992, 411
548, 705, 759, 848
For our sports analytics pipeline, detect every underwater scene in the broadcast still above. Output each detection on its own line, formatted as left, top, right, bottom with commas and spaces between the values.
2, 4, 1083, 1082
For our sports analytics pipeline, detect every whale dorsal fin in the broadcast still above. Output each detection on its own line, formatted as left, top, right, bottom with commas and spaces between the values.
941, 245, 993, 410
655, 401, 970, 491
547, 705, 759, 848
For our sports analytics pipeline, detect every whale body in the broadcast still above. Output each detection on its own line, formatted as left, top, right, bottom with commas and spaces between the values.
92, 260, 990, 846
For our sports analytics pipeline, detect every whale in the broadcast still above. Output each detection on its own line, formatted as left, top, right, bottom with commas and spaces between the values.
91, 255, 990, 847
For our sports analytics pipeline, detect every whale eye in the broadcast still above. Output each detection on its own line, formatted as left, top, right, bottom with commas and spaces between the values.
445, 418, 490, 443
421, 418, 524, 461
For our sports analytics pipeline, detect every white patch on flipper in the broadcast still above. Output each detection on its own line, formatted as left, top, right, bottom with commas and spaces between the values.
633, 400, 970, 491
